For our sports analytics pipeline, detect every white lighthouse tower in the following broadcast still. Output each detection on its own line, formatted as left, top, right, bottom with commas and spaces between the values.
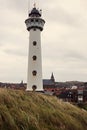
25, 4, 45, 91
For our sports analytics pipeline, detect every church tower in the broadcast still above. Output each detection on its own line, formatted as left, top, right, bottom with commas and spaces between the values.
51, 73, 55, 83
25, 5, 45, 91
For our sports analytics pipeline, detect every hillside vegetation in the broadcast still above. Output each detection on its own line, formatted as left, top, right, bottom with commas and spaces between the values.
0, 89, 87, 130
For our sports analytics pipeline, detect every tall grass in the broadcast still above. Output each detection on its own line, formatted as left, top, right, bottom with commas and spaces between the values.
0, 88, 87, 130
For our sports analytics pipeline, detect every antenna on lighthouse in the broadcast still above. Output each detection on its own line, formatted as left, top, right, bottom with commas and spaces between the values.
28, 0, 30, 16
34, 2, 36, 7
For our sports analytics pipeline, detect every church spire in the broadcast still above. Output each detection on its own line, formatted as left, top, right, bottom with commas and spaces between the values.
51, 73, 55, 82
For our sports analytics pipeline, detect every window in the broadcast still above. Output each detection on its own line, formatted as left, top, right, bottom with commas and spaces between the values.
32, 56, 37, 61
33, 41, 37, 46
32, 70, 37, 76
32, 85, 37, 91
31, 19, 34, 22
36, 19, 38, 22
33, 28, 36, 31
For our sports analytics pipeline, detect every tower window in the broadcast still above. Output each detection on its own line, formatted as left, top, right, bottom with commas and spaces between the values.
33, 28, 36, 31
33, 41, 37, 46
32, 56, 37, 61
31, 19, 34, 22
32, 85, 37, 91
32, 70, 37, 76
36, 19, 38, 22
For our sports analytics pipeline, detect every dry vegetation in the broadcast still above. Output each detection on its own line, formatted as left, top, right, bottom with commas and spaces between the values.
0, 89, 87, 130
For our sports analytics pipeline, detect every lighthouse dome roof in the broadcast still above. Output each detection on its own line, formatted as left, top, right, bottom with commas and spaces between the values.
29, 7, 41, 17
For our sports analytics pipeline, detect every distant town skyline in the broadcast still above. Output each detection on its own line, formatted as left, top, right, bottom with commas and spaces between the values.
0, 0, 87, 83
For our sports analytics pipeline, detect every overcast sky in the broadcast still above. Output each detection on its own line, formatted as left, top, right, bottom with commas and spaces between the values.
0, 0, 87, 83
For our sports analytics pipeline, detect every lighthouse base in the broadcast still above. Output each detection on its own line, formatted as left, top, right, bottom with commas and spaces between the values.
26, 89, 44, 93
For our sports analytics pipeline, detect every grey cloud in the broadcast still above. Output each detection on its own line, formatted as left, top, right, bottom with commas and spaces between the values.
43, 1, 87, 29
4, 49, 27, 57
50, 9, 83, 28
63, 50, 87, 61
0, 0, 27, 11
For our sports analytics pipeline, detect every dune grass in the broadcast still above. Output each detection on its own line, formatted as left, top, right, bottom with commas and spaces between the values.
0, 88, 87, 130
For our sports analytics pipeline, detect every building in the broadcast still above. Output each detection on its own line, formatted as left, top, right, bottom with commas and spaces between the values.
25, 4, 45, 91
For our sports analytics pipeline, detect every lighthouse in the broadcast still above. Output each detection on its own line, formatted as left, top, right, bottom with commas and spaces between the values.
25, 4, 45, 91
